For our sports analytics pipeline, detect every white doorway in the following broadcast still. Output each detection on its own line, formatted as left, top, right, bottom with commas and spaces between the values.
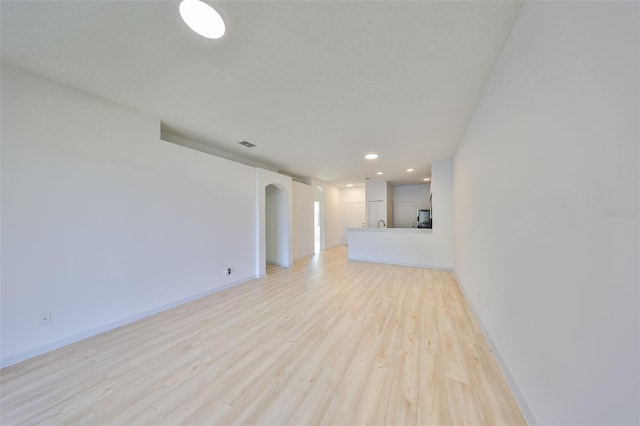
265, 184, 288, 268
314, 201, 320, 254
314, 186, 325, 254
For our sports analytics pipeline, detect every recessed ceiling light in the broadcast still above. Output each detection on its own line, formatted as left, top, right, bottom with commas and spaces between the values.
347, 184, 353, 187
365, 153, 378, 160
407, 168, 414, 172
377, 172, 383, 175
424, 178, 431, 181
179, 0, 226, 39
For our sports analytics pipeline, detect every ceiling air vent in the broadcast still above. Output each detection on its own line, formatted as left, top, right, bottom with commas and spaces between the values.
238, 141, 256, 148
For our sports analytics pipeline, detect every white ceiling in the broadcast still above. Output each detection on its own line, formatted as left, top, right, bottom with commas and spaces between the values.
1, 0, 522, 187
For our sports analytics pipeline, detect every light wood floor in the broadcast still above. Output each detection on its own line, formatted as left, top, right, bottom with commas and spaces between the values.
1, 246, 525, 425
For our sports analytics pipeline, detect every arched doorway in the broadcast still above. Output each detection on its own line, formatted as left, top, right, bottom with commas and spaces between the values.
255, 168, 293, 278
265, 184, 289, 268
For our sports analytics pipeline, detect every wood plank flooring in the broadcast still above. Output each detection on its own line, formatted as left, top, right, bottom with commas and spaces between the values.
0, 246, 526, 425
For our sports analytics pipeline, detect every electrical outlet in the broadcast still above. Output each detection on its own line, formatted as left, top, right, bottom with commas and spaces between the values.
227, 268, 232, 276
40, 312, 52, 326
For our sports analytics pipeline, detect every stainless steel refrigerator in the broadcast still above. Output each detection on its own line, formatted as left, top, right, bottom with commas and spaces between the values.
417, 209, 432, 228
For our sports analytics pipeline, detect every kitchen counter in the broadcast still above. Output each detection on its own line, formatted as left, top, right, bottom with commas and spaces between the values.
347, 227, 450, 270
348, 227, 432, 233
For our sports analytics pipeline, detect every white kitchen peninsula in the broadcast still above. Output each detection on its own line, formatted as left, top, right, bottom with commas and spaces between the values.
346, 159, 454, 270
347, 227, 452, 270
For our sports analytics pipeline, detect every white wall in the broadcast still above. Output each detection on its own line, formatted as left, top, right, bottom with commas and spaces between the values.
385, 181, 394, 229
365, 180, 392, 228
365, 180, 387, 202
430, 160, 454, 269
341, 186, 366, 244
393, 184, 431, 228
341, 186, 365, 204
1, 64, 258, 365
393, 184, 430, 209
454, 2, 639, 425
292, 181, 314, 260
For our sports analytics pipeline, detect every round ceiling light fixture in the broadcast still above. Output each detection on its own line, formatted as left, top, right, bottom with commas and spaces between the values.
347, 184, 354, 187
179, 0, 226, 39
377, 172, 384, 175
365, 153, 378, 160
407, 168, 414, 172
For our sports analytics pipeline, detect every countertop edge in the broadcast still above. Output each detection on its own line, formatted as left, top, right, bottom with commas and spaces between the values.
347, 227, 433, 234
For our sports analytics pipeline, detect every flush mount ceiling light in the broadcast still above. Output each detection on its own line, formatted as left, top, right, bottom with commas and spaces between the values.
424, 178, 431, 181
407, 168, 414, 172
179, 0, 225, 39
365, 153, 378, 160
377, 172, 384, 175
347, 184, 354, 187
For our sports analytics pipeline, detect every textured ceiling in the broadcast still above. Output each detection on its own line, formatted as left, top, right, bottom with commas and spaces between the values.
1, 0, 522, 186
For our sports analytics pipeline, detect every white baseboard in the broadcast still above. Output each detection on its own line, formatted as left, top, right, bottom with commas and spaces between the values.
453, 271, 537, 426
293, 253, 315, 261
347, 256, 454, 271
266, 261, 291, 267
0, 276, 254, 368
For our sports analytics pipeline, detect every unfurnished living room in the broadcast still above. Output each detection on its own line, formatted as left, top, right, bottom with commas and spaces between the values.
1, 1, 638, 425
